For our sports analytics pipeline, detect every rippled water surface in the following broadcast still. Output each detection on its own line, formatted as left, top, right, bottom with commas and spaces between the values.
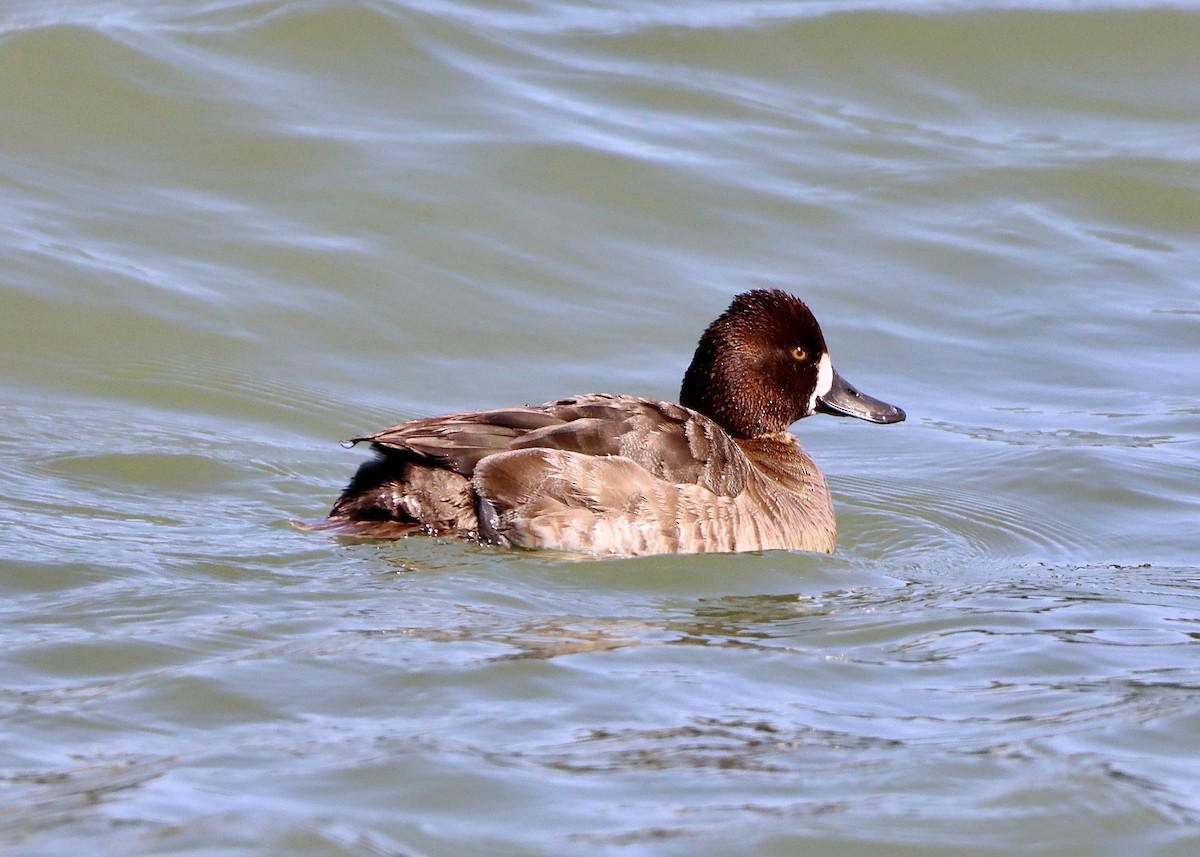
3, 1, 1199, 855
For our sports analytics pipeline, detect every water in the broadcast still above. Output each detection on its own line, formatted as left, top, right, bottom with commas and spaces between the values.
2, 1, 1199, 854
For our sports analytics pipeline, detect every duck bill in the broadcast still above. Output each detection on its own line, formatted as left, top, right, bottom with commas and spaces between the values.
817, 368, 906, 424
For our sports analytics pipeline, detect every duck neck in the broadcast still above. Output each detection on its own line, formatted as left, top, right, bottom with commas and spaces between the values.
680, 343, 787, 440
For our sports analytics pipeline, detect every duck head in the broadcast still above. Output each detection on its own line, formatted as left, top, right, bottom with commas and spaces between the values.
679, 289, 905, 439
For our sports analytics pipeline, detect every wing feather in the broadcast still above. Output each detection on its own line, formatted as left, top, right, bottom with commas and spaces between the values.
346, 394, 748, 496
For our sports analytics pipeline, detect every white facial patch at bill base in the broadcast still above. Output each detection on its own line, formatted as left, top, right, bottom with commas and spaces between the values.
809, 352, 833, 413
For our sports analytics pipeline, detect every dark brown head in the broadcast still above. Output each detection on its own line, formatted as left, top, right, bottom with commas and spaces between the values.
679, 290, 905, 439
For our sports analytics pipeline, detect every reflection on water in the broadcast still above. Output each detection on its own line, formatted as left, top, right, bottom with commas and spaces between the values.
928, 420, 1180, 449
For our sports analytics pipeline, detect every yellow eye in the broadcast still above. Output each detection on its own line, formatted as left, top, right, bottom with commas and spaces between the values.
790, 346, 807, 361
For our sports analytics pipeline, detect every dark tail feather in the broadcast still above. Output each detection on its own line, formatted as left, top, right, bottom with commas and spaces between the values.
290, 517, 424, 539
303, 451, 477, 541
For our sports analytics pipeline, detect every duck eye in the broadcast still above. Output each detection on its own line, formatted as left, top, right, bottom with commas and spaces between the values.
789, 346, 807, 361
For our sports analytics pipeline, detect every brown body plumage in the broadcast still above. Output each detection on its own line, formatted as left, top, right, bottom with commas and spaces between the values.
317, 290, 904, 556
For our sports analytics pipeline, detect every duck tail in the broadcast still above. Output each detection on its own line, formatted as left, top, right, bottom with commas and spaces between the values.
289, 516, 425, 539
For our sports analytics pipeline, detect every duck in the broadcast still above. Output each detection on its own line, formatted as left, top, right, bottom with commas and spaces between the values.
318, 289, 904, 555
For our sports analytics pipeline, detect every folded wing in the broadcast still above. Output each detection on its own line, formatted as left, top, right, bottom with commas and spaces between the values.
349, 394, 749, 497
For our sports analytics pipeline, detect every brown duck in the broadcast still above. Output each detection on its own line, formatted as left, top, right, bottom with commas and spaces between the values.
319, 290, 904, 555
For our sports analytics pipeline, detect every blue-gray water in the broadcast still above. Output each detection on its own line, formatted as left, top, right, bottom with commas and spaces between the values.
2, 2, 1199, 855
